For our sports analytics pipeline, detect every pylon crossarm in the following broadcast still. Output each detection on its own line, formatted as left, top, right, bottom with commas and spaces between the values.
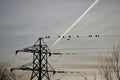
11, 67, 33, 72
11, 65, 56, 73
15, 45, 40, 54
11, 62, 33, 72
15, 45, 52, 57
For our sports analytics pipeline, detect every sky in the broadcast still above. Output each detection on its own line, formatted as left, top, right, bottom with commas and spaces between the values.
0, 0, 120, 79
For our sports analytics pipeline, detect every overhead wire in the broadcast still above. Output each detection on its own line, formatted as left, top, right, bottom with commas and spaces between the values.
50, 54, 62, 62
56, 72, 66, 80
50, 50, 62, 62
101, 35, 120, 38
50, 48, 111, 50
16, 54, 32, 60
8, 54, 16, 66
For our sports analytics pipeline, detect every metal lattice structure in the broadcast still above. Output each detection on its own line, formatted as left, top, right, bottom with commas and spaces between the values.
11, 38, 56, 80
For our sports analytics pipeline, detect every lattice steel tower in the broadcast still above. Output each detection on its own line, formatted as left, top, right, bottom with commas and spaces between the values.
11, 38, 56, 80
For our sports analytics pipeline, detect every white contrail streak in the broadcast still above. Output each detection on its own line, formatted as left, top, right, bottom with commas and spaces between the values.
53, 0, 99, 46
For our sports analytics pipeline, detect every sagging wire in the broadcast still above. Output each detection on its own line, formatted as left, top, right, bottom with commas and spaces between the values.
49, 50, 62, 62
49, 55, 62, 62
51, 71, 67, 80
55, 72, 67, 80
46, 62, 56, 79
8, 54, 16, 66
16, 54, 32, 60
50, 48, 110, 50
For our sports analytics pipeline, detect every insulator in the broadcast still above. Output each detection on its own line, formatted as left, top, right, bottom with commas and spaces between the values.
53, 53, 62, 55
53, 71, 56, 75
15, 50, 19, 54
57, 71, 66, 73
72, 53, 75, 55
49, 52, 52, 56
66, 53, 70, 55
10, 69, 13, 72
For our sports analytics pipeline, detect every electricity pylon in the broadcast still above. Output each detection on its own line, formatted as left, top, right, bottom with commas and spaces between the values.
11, 38, 56, 80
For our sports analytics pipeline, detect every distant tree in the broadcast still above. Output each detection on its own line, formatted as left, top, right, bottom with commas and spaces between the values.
0, 62, 16, 80
80, 71, 98, 80
99, 45, 120, 80
80, 45, 120, 80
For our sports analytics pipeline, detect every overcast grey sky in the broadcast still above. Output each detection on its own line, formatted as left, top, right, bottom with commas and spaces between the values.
0, 0, 120, 79
0, 0, 120, 73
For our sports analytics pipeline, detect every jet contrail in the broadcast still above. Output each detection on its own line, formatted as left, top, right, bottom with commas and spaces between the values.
53, 0, 99, 46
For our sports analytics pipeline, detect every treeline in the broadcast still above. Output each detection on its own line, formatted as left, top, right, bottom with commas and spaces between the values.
80, 45, 120, 80
0, 63, 16, 80
1, 45, 120, 80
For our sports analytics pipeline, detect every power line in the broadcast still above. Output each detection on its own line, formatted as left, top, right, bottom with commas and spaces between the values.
8, 54, 16, 66
49, 54, 62, 62
53, 64, 107, 69
50, 48, 111, 50
16, 54, 32, 60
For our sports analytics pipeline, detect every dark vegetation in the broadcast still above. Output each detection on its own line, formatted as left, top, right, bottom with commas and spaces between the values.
81, 45, 120, 80
0, 45, 120, 80
99, 46, 120, 80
